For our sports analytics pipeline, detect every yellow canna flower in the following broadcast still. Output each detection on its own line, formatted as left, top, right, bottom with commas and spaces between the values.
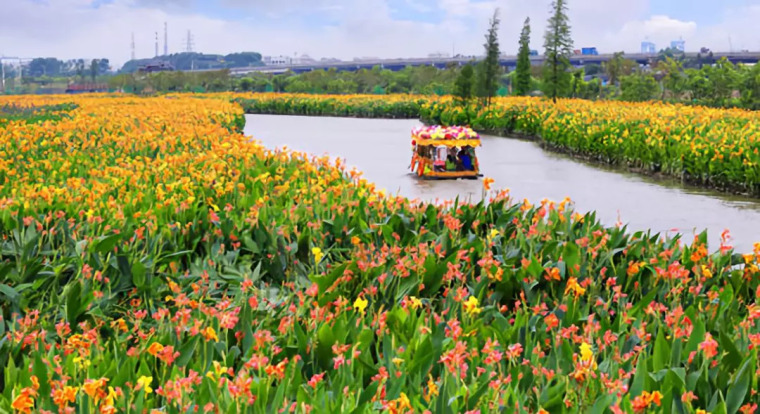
137, 376, 153, 394
353, 296, 368, 314
463, 296, 482, 315
312, 247, 323, 263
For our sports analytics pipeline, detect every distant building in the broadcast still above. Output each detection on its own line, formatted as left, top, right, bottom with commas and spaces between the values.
263, 56, 292, 66
428, 53, 450, 59
293, 54, 316, 65
671, 39, 686, 52
641, 41, 656, 54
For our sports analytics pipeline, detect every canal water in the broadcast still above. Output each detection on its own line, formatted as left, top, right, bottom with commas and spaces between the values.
245, 114, 760, 253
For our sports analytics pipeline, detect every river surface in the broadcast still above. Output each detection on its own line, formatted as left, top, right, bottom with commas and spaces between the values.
245, 114, 760, 253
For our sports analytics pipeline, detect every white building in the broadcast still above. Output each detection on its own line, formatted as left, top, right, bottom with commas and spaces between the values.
263, 55, 292, 66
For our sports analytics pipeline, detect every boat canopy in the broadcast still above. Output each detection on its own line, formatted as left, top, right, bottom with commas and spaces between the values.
411, 125, 482, 148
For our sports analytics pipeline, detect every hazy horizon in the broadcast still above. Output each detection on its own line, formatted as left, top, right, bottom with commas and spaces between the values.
2, 0, 759, 68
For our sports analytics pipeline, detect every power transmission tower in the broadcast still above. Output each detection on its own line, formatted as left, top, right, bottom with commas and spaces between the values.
131, 33, 136, 60
155, 32, 159, 57
164, 22, 169, 56
185, 30, 195, 53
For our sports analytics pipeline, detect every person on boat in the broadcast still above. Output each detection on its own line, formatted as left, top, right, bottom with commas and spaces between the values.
458, 147, 473, 171
433, 146, 447, 172
446, 148, 458, 171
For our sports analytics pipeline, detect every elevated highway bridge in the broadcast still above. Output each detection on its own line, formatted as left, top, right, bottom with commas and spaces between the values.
191, 51, 760, 76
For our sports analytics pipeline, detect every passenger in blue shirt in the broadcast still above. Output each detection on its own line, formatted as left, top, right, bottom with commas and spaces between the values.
458, 147, 473, 171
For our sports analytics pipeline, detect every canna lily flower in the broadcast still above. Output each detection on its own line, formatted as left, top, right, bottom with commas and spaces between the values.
408, 296, 422, 310
147, 342, 164, 356
483, 177, 494, 191
627, 261, 643, 277
312, 247, 324, 263
463, 296, 482, 315
353, 296, 368, 314
203, 327, 219, 342
699, 333, 718, 359
53, 386, 78, 409
545, 267, 561, 281
580, 342, 596, 368
82, 378, 108, 403
631, 391, 663, 413
424, 375, 439, 403
570, 341, 597, 382
137, 376, 153, 394
11, 387, 36, 414
564, 277, 586, 297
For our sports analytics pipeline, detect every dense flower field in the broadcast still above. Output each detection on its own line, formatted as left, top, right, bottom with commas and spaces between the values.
234, 93, 760, 196
1, 94, 760, 413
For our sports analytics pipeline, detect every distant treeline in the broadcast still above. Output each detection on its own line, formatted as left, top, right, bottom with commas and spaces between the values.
118, 52, 263, 73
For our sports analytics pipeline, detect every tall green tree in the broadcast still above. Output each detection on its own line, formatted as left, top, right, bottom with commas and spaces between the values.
657, 57, 686, 100
454, 64, 476, 125
620, 72, 659, 102
542, 0, 573, 102
514, 17, 532, 96
90, 59, 99, 83
604, 52, 635, 86
477, 9, 501, 106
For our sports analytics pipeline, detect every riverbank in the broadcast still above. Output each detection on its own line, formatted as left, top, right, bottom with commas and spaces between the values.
231, 93, 760, 199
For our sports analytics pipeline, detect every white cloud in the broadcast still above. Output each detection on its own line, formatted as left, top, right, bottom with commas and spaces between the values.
0, 0, 758, 70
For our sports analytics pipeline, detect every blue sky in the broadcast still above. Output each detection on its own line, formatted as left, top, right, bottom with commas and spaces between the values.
1, 0, 759, 66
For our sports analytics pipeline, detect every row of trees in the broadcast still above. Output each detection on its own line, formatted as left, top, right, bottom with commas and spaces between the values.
614, 57, 760, 109
23, 58, 110, 78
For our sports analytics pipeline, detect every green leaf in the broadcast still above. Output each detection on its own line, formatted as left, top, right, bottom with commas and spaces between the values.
590, 394, 615, 414
653, 330, 670, 372
65, 281, 82, 325
630, 352, 648, 397
176, 336, 199, 367
132, 261, 147, 289
563, 242, 580, 272
94, 233, 122, 255
33, 349, 51, 404
726, 358, 752, 414
0, 284, 19, 301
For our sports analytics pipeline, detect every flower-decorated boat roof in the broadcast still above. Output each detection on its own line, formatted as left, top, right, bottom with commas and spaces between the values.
412, 125, 481, 147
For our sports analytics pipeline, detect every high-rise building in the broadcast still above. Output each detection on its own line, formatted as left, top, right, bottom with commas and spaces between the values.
671, 39, 686, 52
641, 41, 656, 54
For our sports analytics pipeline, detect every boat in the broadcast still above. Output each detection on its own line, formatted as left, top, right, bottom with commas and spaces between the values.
409, 125, 482, 179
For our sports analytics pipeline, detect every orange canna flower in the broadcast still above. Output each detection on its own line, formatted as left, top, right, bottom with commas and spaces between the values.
11, 387, 36, 414
147, 342, 164, 356
483, 177, 495, 191
53, 386, 79, 409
